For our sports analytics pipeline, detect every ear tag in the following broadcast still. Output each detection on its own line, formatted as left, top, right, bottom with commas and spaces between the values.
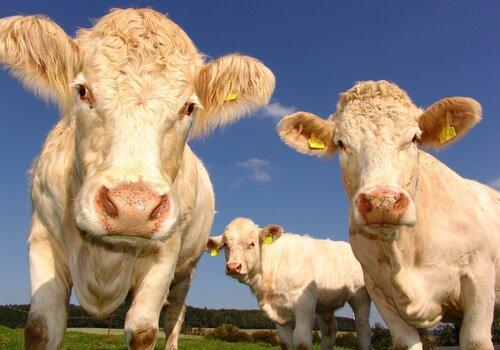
263, 236, 273, 246
224, 91, 238, 101
439, 114, 456, 144
210, 248, 219, 257
308, 134, 326, 149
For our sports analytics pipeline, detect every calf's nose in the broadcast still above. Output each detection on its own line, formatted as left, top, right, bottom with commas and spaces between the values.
226, 262, 242, 275
95, 183, 169, 237
356, 188, 409, 226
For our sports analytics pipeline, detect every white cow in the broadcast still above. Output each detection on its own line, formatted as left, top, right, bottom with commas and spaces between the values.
0, 8, 275, 350
277, 80, 499, 349
207, 217, 372, 350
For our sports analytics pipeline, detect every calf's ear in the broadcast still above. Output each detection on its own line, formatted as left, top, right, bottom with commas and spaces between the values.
418, 97, 482, 149
206, 236, 224, 252
0, 15, 81, 108
259, 225, 284, 245
191, 54, 275, 137
277, 112, 337, 157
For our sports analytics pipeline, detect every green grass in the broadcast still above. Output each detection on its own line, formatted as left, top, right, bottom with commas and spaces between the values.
0, 326, 340, 349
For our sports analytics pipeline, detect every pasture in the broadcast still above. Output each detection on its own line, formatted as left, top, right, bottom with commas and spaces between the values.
0, 326, 340, 350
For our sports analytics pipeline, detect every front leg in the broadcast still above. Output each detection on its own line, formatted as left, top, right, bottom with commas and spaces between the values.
163, 270, 195, 350
26, 216, 71, 350
459, 260, 495, 350
348, 288, 372, 350
125, 242, 180, 350
275, 323, 293, 350
293, 285, 316, 350
365, 274, 422, 350
317, 312, 337, 350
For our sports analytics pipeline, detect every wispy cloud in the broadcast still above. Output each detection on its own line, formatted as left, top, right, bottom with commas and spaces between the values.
260, 102, 296, 120
237, 158, 271, 183
488, 177, 500, 190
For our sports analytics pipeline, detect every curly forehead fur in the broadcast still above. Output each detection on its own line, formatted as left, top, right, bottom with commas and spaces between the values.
331, 81, 423, 143
75, 8, 204, 112
224, 217, 259, 239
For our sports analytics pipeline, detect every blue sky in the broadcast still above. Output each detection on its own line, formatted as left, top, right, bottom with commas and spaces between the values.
0, 0, 498, 324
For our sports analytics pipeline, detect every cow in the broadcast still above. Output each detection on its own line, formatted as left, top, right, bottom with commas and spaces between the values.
0, 8, 275, 349
206, 217, 372, 350
277, 80, 499, 349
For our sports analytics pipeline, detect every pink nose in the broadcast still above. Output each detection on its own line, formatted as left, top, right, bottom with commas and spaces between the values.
95, 183, 169, 238
356, 188, 409, 226
226, 262, 242, 275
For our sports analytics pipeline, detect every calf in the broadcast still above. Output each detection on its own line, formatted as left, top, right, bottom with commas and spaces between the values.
0, 8, 274, 349
207, 217, 372, 350
277, 80, 499, 349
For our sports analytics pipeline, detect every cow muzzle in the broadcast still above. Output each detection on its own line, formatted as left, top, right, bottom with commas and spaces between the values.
95, 182, 170, 238
226, 262, 243, 276
354, 187, 415, 229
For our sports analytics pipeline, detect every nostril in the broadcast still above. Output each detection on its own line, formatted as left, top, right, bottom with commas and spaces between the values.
100, 187, 118, 217
236, 264, 242, 271
357, 194, 372, 214
149, 195, 169, 221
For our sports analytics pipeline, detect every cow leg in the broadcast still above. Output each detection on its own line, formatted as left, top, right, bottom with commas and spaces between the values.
275, 323, 293, 350
292, 285, 316, 350
26, 217, 71, 350
348, 288, 372, 350
162, 271, 195, 350
365, 275, 422, 350
459, 262, 495, 350
317, 312, 337, 350
125, 249, 179, 350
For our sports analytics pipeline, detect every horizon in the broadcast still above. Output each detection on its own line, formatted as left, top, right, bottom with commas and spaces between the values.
0, 0, 499, 328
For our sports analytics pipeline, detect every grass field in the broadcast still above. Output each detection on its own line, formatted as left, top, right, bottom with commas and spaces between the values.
0, 326, 340, 349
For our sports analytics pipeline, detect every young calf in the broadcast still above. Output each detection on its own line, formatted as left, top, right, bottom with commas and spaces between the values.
207, 217, 371, 350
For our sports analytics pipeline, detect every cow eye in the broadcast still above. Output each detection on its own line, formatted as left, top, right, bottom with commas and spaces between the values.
412, 134, 418, 143
337, 140, 345, 149
249, 242, 255, 248
180, 102, 197, 117
77, 85, 89, 100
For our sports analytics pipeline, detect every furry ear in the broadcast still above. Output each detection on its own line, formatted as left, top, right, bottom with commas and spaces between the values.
418, 97, 481, 148
0, 15, 81, 108
206, 235, 224, 252
191, 54, 275, 137
259, 224, 284, 244
277, 112, 337, 157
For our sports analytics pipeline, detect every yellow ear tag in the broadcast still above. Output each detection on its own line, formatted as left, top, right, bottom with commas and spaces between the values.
210, 248, 219, 257
263, 236, 273, 246
308, 134, 326, 149
224, 91, 237, 101
439, 114, 457, 144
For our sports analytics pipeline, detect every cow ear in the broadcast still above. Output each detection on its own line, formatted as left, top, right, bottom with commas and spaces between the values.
206, 235, 224, 252
277, 112, 337, 157
259, 225, 284, 245
191, 54, 275, 137
0, 15, 81, 108
418, 97, 482, 149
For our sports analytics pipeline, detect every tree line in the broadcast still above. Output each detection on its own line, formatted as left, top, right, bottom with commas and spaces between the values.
0, 304, 355, 331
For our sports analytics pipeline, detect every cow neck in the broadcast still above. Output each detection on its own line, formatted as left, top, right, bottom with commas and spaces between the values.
246, 246, 272, 301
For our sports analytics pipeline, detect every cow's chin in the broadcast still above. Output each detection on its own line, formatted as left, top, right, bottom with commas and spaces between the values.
83, 232, 165, 250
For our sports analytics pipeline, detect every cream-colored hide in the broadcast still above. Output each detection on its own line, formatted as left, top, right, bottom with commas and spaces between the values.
207, 218, 372, 350
0, 8, 274, 350
277, 81, 499, 350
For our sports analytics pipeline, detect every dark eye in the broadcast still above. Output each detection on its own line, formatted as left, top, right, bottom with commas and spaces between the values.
78, 85, 88, 99
249, 242, 255, 248
187, 103, 195, 115
337, 140, 345, 149
412, 135, 418, 143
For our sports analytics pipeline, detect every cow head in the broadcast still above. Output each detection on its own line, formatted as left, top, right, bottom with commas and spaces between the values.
277, 81, 481, 239
0, 9, 274, 244
206, 218, 283, 280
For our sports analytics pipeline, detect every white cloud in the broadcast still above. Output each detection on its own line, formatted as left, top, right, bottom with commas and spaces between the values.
237, 158, 271, 183
260, 102, 296, 120
488, 177, 500, 190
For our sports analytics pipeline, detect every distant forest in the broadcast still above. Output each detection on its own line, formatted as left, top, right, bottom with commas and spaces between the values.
0, 304, 355, 331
